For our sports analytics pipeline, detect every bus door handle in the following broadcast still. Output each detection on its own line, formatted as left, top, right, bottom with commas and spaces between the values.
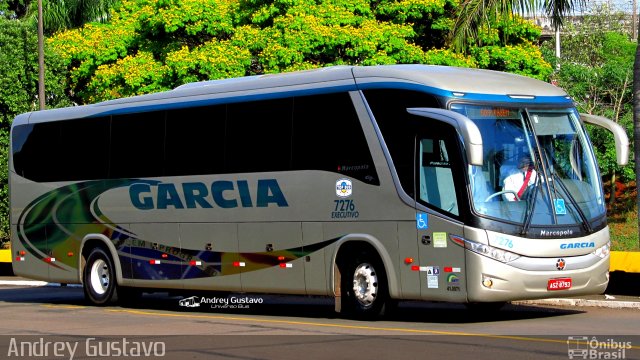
421, 235, 431, 245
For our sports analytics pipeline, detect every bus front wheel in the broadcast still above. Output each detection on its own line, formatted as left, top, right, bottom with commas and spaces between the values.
340, 250, 389, 319
83, 247, 118, 306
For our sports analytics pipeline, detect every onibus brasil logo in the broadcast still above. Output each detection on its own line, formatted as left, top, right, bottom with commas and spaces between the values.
567, 336, 632, 359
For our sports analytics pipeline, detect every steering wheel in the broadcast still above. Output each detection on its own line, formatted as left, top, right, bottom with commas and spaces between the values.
485, 190, 520, 202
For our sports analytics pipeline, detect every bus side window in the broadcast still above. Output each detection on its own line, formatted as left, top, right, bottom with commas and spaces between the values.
419, 137, 458, 216
11, 118, 111, 182
292, 92, 378, 185
165, 105, 225, 177
362, 89, 441, 197
110, 112, 165, 179
226, 98, 293, 174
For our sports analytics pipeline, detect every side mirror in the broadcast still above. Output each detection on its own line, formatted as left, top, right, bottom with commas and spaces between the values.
580, 113, 629, 166
407, 108, 483, 166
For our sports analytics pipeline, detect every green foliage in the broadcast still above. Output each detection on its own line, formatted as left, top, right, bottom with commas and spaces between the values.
424, 48, 476, 67
0, 18, 71, 243
466, 16, 551, 80
475, 16, 541, 46
0, 0, 28, 19
234, 0, 427, 73
137, 0, 235, 37
0, 18, 71, 123
372, 0, 456, 49
49, 0, 553, 103
51, 0, 252, 102
42, 0, 120, 35
1, 0, 119, 34
471, 42, 552, 80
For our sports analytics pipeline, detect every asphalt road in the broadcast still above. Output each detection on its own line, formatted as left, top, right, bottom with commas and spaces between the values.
0, 284, 638, 359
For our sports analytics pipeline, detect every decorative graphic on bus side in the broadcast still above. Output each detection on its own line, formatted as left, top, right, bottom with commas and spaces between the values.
16, 179, 338, 280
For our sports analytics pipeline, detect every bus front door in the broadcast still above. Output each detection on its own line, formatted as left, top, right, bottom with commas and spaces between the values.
410, 113, 476, 302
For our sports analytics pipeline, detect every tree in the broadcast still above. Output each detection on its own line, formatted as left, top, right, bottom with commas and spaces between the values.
2, 0, 119, 110
49, 0, 553, 103
1, 0, 119, 34
451, 0, 586, 51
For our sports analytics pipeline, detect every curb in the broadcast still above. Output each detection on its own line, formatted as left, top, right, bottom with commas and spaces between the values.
514, 298, 640, 310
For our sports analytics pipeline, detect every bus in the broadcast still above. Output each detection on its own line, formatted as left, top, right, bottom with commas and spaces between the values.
9, 65, 629, 317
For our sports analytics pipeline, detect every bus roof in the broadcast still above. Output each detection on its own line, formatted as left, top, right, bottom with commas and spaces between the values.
351, 65, 567, 98
16, 65, 570, 126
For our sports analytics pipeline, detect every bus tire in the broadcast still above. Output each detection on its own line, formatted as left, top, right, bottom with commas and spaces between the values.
340, 249, 389, 319
83, 247, 118, 306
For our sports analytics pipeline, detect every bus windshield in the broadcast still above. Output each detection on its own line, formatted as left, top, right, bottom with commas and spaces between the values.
451, 104, 605, 227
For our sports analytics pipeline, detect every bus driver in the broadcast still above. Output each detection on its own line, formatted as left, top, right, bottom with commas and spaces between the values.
503, 154, 537, 201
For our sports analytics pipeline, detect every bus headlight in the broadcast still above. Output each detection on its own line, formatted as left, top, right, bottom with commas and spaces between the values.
451, 236, 520, 263
592, 242, 610, 259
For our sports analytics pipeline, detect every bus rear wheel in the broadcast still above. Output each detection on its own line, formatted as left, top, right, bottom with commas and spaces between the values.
83, 247, 118, 306
340, 250, 389, 319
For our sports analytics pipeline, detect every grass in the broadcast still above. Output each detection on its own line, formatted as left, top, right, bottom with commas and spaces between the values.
606, 180, 640, 252
608, 206, 640, 251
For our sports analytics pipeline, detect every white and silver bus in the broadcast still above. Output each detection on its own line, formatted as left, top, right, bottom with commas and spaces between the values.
9, 65, 629, 317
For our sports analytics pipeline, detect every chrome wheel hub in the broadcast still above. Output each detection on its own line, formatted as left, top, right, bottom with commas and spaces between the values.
352, 263, 378, 307
90, 259, 110, 295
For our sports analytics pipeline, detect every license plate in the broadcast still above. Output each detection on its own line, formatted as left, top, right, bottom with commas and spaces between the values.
547, 278, 572, 291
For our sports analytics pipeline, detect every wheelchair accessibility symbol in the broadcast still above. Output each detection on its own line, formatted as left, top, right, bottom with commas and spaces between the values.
416, 213, 429, 230
554, 198, 567, 215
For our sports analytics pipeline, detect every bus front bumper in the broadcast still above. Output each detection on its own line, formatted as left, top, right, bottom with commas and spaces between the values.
465, 250, 609, 303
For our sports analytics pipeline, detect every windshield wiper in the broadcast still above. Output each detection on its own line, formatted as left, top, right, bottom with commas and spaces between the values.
520, 174, 539, 236
520, 109, 557, 234
551, 172, 593, 233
